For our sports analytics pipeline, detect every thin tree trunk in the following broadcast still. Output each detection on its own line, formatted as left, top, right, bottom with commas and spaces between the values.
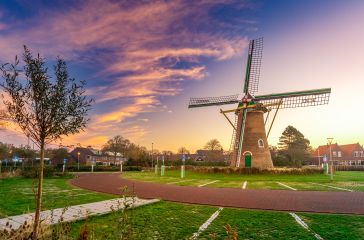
32, 141, 44, 240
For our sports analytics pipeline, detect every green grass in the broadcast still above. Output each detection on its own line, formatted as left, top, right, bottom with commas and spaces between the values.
68, 201, 364, 239
299, 213, 364, 240
200, 208, 313, 239
69, 201, 218, 239
122, 170, 364, 191
0, 176, 115, 217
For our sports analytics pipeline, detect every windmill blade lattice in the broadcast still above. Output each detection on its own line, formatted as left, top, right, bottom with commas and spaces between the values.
255, 88, 331, 109
244, 37, 264, 95
188, 94, 240, 108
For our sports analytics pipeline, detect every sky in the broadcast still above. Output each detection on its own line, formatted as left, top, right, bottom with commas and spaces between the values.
0, 0, 363, 152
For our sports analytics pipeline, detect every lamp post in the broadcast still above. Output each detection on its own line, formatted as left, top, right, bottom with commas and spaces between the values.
77, 152, 80, 171
151, 142, 154, 169
327, 137, 334, 180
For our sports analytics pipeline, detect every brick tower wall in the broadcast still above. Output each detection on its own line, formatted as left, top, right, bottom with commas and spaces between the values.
230, 110, 273, 169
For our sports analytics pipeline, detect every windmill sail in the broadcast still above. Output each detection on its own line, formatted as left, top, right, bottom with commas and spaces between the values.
254, 88, 331, 109
188, 94, 240, 108
243, 38, 263, 95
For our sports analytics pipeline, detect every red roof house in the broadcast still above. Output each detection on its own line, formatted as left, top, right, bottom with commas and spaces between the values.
312, 143, 364, 166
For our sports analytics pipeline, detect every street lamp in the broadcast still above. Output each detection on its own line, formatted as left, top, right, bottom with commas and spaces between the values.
327, 137, 334, 180
77, 152, 80, 171
151, 142, 154, 169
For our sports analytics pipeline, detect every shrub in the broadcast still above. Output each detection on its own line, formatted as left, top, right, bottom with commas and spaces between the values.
64, 165, 142, 172
187, 166, 323, 175
21, 166, 55, 178
334, 165, 364, 171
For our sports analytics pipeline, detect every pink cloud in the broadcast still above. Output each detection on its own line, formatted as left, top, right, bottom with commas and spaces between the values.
0, 0, 253, 147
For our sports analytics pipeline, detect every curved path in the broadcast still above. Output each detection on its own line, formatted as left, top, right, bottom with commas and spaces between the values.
71, 173, 364, 215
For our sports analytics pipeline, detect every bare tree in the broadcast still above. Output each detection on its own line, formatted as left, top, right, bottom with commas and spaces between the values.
204, 139, 223, 151
0, 109, 10, 129
177, 147, 190, 155
0, 46, 92, 239
102, 135, 130, 164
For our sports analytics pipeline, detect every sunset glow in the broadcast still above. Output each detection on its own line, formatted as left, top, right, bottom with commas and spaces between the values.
0, 0, 363, 152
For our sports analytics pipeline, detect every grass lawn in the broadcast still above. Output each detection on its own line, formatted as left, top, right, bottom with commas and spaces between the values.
69, 201, 218, 239
68, 201, 364, 239
122, 170, 364, 191
0, 176, 115, 217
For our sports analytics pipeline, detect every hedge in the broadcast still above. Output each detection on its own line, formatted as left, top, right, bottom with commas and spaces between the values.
21, 166, 56, 178
186, 166, 324, 175
64, 165, 142, 172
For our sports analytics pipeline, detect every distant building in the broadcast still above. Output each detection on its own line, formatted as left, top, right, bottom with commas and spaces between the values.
69, 147, 125, 166
312, 143, 364, 166
164, 149, 228, 163
192, 149, 225, 162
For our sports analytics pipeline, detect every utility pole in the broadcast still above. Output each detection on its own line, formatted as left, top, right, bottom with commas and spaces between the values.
327, 137, 334, 180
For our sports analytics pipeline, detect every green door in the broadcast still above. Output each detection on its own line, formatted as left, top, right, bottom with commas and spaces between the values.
245, 154, 252, 168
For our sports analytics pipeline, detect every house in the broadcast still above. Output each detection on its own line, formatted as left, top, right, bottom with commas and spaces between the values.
312, 143, 364, 166
69, 147, 125, 166
192, 149, 222, 162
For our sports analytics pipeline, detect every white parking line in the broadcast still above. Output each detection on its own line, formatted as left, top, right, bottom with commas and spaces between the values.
198, 180, 220, 187
310, 182, 354, 192
190, 208, 223, 239
242, 181, 248, 189
167, 179, 194, 185
276, 182, 297, 191
290, 213, 323, 240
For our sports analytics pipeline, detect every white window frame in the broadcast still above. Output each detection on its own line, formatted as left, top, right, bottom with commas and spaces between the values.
258, 139, 264, 148
337, 151, 342, 158
332, 151, 337, 157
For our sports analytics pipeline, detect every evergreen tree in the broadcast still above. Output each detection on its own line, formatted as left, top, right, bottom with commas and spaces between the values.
277, 125, 311, 167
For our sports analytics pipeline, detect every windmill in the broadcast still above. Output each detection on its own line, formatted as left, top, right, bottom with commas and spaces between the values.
188, 38, 331, 169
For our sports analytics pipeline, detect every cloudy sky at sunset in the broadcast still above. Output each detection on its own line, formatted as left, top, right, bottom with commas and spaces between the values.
0, 0, 363, 152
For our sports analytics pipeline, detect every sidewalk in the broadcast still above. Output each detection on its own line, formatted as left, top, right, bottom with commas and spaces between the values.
0, 197, 159, 230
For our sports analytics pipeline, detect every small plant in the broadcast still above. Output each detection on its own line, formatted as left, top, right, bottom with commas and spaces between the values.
113, 187, 136, 239
0, 218, 51, 240
77, 224, 89, 240
224, 224, 238, 240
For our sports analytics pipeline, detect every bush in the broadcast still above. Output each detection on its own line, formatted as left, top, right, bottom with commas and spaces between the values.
160, 160, 228, 167
186, 166, 324, 175
21, 166, 56, 178
123, 166, 142, 171
334, 165, 364, 171
64, 165, 142, 172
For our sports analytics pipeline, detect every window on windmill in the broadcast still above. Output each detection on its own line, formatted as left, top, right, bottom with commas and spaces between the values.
338, 151, 342, 158
332, 151, 337, 157
258, 139, 264, 148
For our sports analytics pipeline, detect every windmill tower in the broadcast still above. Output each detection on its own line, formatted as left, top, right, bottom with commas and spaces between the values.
188, 38, 331, 169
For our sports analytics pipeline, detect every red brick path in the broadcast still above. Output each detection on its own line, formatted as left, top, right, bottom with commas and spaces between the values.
70, 173, 364, 215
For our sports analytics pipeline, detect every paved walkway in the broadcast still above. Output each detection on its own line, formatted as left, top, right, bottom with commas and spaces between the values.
0, 197, 159, 230
71, 173, 364, 215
